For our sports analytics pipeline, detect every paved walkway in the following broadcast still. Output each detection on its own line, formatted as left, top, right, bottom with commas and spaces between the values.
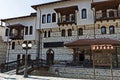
0, 73, 92, 80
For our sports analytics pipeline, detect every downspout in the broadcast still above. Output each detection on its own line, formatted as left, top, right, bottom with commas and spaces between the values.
36, 7, 41, 60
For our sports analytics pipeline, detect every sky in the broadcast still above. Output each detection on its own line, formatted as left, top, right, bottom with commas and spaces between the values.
0, 0, 58, 19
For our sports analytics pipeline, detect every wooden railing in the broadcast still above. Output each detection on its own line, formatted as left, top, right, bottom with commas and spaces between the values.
95, 12, 120, 21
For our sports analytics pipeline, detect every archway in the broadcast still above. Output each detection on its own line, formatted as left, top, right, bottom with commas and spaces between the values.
46, 49, 54, 65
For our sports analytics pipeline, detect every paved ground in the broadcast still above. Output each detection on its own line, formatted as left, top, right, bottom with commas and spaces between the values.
0, 73, 92, 80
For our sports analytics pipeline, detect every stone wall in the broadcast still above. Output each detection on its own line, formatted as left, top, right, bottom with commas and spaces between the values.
50, 66, 120, 80
0, 36, 7, 64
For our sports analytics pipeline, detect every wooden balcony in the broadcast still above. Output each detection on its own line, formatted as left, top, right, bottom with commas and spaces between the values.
8, 24, 25, 40
9, 33, 23, 40
95, 11, 120, 21
57, 14, 76, 25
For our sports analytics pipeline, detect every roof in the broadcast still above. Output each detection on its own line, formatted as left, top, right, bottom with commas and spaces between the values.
31, 0, 70, 10
54, 6, 78, 15
7, 24, 25, 29
1, 13, 36, 22
64, 38, 120, 47
91, 0, 120, 11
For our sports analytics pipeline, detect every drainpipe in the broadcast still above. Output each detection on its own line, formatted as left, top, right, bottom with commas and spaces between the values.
36, 7, 42, 64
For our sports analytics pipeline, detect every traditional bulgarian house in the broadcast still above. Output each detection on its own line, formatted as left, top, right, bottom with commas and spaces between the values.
1, 0, 120, 79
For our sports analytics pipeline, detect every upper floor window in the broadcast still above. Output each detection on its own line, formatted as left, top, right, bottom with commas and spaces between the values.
48, 31, 51, 37
68, 29, 72, 36
12, 42, 15, 49
82, 9, 87, 19
47, 14, 51, 23
109, 11, 114, 18
25, 27, 28, 35
102, 10, 107, 18
44, 31, 47, 38
29, 26, 33, 35
101, 26, 106, 34
42, 15, 46, 23
71, 14, 75, 22
52, 13, 56, 22
78, 28, 83, 36
5, 28, 9, 36
61, 29, 65, 37
109, 26, 115, 34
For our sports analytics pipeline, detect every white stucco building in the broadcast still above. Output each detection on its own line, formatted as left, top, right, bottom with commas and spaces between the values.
1, 1, 120, 79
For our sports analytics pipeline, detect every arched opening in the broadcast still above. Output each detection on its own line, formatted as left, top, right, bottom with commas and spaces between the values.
68, 29, 72, 36
109, 25, 115, 34
78, 28, 83, 36
12, 42, 15, 49
17, 54, 21, 60
22, 54, 25, 63
101, 26, 106, 34
82, 9, 87, 19
47, 14, 51, 23
46, 49, 54, 65
28, 54, 31, 60
61, 29, 65, 37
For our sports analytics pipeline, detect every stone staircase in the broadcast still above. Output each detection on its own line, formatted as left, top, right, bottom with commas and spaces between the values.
4, 69, 16, 75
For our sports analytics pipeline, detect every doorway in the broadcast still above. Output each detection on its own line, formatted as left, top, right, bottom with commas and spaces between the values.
79, 50, 85, 62
46, 49, 54, 65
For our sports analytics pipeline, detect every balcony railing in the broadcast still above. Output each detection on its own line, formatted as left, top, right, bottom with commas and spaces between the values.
10, 33, 24, 40
57, 15, 76, 25
95, 12, 120, 21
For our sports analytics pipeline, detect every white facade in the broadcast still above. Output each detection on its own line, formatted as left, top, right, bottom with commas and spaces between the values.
36, 0, 94, 29
2, 0, 120, 63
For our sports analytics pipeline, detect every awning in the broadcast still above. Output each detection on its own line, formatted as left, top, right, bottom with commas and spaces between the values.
64, 38, 120, 47
91, 0, 120, 11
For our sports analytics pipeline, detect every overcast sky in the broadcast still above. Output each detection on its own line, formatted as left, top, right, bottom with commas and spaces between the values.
0, 0, 58, 19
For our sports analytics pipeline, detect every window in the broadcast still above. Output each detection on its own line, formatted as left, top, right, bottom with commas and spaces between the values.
42, 15, 46, 23
109, 11, 114, 18
48, 31, 51, 37
78, 28, 83, 36
29, 26, 33, 35
102, 10, 107, 18
5, 28, 9, 36
47, 14, 51, 23
109, 26, 115, 34
61, 29, 66, 37
68, 29, 72, 36
52, 13, 56, 22
82, 9, 87, 19
101, 26, 106, 34
12, 42, 15, 49
25, 27, 28, 35
44, 31, 47, 38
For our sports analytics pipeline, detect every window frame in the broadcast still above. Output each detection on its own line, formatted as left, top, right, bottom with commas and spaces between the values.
29, 26, 33, 35
61, 29, 66, 37
47, 14, 51, 23
5, 28, 9, 36
25, 27, 28, 35
78, 28, 83, 36
48, 31, 51, 37
44, 31, 47, 38
101, 26, 106, 34
82, 9, 87, 19
42, 14, 46, 24
68, 29, 72, 36
52, 13, 56, 22
109, 26, 115, 34
12, 42, 15, 49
